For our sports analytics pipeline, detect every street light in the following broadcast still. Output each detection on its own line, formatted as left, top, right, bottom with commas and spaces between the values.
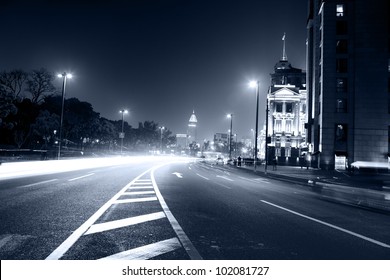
119, 109, 128, 156
249, 81, 260, 171
249, 80, 269, 174
159, 126, 165, 154
57, 72, 72, 160
227, 113, 233, 159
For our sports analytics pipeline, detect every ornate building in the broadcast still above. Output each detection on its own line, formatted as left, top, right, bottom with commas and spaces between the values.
187, 110, 198, 145
262, 35, 307, 165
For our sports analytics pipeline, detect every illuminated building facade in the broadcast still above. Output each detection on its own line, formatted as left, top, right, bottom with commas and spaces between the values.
187, 110, 198, 145
263, 35, 307, 165
306, 0, 390, 170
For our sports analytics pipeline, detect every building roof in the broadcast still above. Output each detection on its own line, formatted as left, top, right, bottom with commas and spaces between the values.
189, 110, 197, 123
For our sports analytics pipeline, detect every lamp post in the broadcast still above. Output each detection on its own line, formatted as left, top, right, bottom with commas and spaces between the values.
119, 109, 128, 156
250, 80, 269, 174
159, 126, 165, 154
57, 72, 72, 160
249, 81, 260, 171
227, 113, 233, 159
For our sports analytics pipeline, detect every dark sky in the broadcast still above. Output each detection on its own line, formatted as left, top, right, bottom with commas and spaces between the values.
1, 0, 308, 141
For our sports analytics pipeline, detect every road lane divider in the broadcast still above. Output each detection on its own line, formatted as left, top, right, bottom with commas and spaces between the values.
98, 237, 181, 260
85, 211, 166, 235
216, 175, 233, 182
113, 197, 158, 204
122, 191, 155, 195
17, 179, 58, 188
196, 173, 209, 180
260, 200, 390, 249
68, 173, 95, 182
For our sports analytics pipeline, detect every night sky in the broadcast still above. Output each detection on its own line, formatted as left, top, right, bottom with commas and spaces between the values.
1, 0, 307, 141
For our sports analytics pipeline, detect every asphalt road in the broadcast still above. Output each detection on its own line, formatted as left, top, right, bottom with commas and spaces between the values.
1, 157, 389, 260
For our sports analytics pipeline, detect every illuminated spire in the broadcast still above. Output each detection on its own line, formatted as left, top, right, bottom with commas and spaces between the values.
282, 32, 287, 61
189, 110, 197, 123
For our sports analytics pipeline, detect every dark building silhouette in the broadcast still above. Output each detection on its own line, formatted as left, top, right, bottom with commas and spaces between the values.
306, 0, 390, 170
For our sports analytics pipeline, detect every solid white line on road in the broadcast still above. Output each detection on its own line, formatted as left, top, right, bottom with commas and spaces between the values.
196, 173, 209, 180
68, 173, 95, 181
136, 179, 152, 182
151, 167, 203, 260
114, 197, 158, 204
46, 167, 154, 260
122, 191, 155, 195
128, 186, 154, 190
17, 179, 58, 188
216, 175, 233, 181
99, 237, 181, 260
85, 211, 165, 235
260, 200, 390, 249
132, 182, 153, 185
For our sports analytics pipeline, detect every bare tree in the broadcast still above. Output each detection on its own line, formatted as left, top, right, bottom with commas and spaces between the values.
0, 69, 28, 99
27, 68, 57, 104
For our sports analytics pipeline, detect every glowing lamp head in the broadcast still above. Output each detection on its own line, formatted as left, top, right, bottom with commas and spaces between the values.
249, 81, 258, 88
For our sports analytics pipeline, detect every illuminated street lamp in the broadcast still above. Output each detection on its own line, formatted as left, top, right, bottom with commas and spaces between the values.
159, 126, 165, 153
227, 114, 233, 159
249, 80, 260, 171
57, 72, 72, 160
119, 109, 128, 155
249, 80, 269, 174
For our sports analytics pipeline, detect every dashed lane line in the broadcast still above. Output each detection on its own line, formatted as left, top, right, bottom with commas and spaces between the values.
85, 211, 165, 235
216, 175, 233, 182
196, 173, 210, 180
17, 179, 58, 188
261, 200, 390, 249
99, 237, 182, 260
68, 173, 95, 181
128, 186, 154, 190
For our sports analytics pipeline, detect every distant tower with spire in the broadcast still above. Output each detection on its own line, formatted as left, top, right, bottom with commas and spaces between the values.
187, 110, 198, 144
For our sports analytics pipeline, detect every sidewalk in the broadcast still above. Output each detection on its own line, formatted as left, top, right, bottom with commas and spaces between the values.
233, 163, 390, 213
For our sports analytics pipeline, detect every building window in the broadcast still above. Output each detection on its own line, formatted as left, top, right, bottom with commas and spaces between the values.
286, 120, 292, 133
336, 21, 348, 35
336, 4, 344, 17
335, 124, 347, 142
286, 103, 293, 113
336, 78, 348, 92
276, 148, 281, 157
275, 120, 282, 132
276, 103, 283, 113
336, 40, 348, 53
336, 58, 348, 73
336, 99, 347, 113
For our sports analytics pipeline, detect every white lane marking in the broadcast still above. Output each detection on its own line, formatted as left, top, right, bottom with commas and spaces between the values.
132, 182, 153, 185
85, 212, 165, 235
114, 197, 158, 204
128, 186, 154, 190
68, 173, 95, 181
46, 167, 154, 260
196, 173, 209, 180
188, 166, 192, 170
122, 191, 155, 195
216, 175, 233, 182
261, 200, 390, 249
151, 167, 202, 260
172, 172, 183, 178
17, 179, 58, 188
136, 179, 152, 182
99, 237, 181, 260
